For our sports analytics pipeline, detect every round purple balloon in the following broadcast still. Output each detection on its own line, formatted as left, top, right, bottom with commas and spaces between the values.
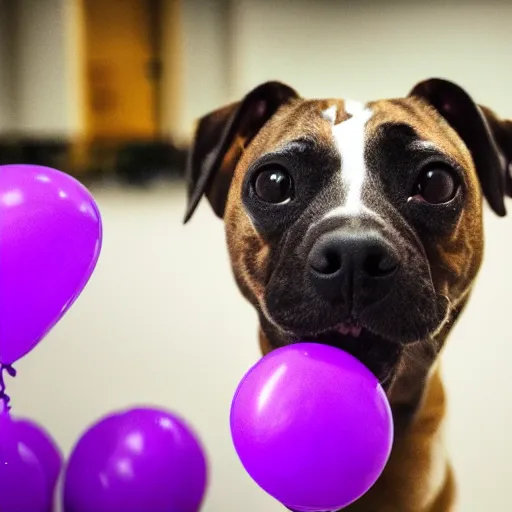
230, 343, 393, 512
0, 164, 102, 364
15, 416, 63, 510
0, 410, 62, 512
63, 407, 208, 512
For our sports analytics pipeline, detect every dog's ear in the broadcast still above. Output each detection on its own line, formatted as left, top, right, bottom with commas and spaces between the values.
183, 81, 299, 223
409, 78, 512, 217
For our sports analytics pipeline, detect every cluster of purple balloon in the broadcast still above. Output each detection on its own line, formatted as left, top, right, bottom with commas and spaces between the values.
1, 403, 208, 512
0, 165, 208, 512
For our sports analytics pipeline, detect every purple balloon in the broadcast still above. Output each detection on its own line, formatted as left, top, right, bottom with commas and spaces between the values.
15, 416, 63, 511
230, 343, 393, 512
63, 407, 208, 512
0, 164, 102, 364
0, 410, 61, 512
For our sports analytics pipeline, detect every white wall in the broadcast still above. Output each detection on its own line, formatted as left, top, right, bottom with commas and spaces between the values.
0, 0, 16, 134
13, 0, 79, 138
0, 0, 80, 138
174, 0, 232, 141
230, 0, 512, 116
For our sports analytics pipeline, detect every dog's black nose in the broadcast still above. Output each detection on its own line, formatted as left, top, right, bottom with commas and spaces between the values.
308, 230, 400, 303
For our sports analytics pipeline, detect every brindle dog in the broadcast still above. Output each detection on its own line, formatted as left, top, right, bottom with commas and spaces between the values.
184, 78, 512, 511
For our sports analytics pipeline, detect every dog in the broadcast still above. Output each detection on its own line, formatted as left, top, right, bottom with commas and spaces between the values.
184, 78, 512, 511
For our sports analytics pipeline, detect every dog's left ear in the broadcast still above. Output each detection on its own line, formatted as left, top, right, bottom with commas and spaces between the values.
409, 78, 512, 217
183, 81, 299, 223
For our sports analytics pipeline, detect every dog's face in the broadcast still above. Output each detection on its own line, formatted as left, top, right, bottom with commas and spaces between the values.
185, 79, 512, 385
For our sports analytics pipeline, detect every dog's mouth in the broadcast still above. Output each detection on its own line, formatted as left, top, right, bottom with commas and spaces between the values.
298, 320, 403, 388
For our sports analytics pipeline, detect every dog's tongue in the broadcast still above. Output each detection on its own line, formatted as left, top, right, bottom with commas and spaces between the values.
337, 323, 362, 338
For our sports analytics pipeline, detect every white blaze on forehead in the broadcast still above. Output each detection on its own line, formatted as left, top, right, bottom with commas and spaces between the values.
332, 99, 373, 214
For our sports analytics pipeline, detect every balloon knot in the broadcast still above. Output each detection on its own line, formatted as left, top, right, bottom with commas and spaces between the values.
0, 363, 17, 412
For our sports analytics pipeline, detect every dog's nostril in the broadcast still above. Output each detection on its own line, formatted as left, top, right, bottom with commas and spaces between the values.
318, 249, 342, 275
309, 247, 342, 275
363, 252, 399, 278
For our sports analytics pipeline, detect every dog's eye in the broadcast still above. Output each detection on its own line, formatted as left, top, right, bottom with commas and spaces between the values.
413, 166, 458, 204
253, 167, 294, 204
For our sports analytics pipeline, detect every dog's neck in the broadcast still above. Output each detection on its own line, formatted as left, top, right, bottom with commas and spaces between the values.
350, 365, 455, 512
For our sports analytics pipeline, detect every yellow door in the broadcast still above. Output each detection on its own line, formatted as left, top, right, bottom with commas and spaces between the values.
83, 0, 158, 141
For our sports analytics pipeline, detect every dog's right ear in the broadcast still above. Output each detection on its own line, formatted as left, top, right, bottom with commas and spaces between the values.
183, 81, 299, 223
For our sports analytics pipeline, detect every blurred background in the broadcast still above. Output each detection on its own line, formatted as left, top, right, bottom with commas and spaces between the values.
2, 0, 512, 510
